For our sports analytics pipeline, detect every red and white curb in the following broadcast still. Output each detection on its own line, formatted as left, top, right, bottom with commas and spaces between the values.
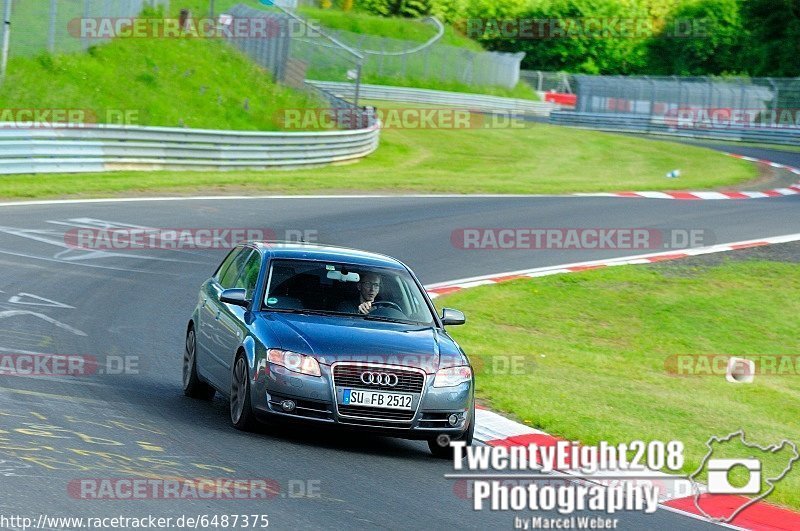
426, 232, 800, 299
427, 233, 800, 529
572, 153, 800, 200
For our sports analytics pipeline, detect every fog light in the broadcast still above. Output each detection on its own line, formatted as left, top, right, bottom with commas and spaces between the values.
448, 413, 460, 426
281, 399, 296, 412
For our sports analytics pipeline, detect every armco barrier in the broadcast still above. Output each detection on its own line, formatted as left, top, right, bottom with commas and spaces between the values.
549, 111, 800, 146
0, 122, 380, 175
308, 81, 557, 116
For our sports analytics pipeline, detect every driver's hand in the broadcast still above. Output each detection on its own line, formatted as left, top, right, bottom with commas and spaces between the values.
358, 301, 372, 314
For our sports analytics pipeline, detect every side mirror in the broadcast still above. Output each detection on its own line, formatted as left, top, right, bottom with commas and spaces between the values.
441, 308, 466, 326
220, 288, 248, 307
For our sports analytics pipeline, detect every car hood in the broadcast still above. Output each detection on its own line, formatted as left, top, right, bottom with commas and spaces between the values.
257, 313, 467, 373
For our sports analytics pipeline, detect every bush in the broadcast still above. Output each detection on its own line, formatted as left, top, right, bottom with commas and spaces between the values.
360, 0, 434, 18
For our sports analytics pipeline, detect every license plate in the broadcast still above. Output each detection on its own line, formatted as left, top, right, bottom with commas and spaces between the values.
341, 389, 413, 410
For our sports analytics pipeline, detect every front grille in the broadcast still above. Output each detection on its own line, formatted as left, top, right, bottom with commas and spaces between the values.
338, 404, 415, 422
332, 364, 424, 393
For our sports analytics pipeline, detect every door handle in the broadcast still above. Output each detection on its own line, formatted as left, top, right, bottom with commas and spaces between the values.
215, 310, 221, 320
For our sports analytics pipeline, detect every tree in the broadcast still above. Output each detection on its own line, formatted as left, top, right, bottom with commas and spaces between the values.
739, 0, 800, 77
645, 0, 745, 75
481, 0, 651, 74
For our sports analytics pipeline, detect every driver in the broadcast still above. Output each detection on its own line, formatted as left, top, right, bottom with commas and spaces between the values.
338, 271, 381, 315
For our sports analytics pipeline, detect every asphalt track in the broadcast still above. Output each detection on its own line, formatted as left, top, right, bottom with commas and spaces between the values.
1, 191, 800, 530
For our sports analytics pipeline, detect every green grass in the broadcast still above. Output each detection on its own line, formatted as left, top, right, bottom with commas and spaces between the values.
435, 260, 800, 511
362, 75, 539, 100
168, 0, 479, 49
297, 7, 483, 50
0, 33, 322, 131
0, 117, 756, 199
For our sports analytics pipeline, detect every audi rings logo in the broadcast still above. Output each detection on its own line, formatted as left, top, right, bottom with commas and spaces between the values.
360, 371, 399, 387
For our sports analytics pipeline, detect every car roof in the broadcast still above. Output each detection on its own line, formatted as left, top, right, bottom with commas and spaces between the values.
249, 241, 407, 270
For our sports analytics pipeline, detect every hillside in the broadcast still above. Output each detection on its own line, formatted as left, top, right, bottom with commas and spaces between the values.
0, 29, 323, 131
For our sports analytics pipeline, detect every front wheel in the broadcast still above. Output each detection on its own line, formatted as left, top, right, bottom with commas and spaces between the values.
230, 353, 258, 431
183, 327, 215, 400
428, 401, 475, 458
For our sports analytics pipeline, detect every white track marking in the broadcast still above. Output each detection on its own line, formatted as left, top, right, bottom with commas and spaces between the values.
0, 310, 87, 336
7, 293, 74, 309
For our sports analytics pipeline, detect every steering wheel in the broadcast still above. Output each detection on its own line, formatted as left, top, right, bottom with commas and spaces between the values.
370, 301, 404, 313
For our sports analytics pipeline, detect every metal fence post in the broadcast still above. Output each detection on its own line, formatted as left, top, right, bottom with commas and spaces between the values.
48, 0, 57, 53
353, 62, 361, 108
82, 0, 90, 50
768, 78, 779, 112
0, 0, 11, 82
469, 53, 476, 86
377, 38, 384, 77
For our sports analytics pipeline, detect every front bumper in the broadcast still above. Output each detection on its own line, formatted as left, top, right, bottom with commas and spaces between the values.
251, 361, 473, 440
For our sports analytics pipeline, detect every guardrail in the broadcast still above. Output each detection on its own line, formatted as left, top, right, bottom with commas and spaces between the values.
0, 122, 380, 175
549, 111, 800, 146
308, 81, 557, 116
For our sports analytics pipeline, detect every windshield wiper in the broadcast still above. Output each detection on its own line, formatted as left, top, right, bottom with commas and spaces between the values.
266, 308, 353, 317
362, 314, 423, 325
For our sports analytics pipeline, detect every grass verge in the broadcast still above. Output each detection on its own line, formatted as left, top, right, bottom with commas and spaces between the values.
361, 75, 539, 100
0, 118, 756, 199
435, 257, 800, 511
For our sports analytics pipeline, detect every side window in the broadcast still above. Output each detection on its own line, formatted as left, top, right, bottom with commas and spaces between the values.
234, 251, 262, 300
219, 249, 253, 289
215, 247, 243, 282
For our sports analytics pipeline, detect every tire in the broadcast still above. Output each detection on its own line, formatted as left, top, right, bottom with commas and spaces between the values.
183, 326, 215, 400
230, 353, 258, 431
428, 400, 475, 458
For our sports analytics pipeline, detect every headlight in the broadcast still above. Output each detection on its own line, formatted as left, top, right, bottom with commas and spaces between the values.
433, 365, 472, 387
267, 349, 321, 377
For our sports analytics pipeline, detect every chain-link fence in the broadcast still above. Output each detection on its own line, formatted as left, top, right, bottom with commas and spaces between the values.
574, 75, 800, 119
0, 0, 169, 60
224, 3, 374, 129
326, 28, 524, 89
520, 70, 573, 93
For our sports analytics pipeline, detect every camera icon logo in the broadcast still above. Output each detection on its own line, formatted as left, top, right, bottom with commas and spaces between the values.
689, 430, 798, 523
707, 458, 761, 494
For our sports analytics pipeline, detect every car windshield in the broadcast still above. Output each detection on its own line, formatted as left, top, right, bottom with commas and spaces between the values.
263, 259, 435, 325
